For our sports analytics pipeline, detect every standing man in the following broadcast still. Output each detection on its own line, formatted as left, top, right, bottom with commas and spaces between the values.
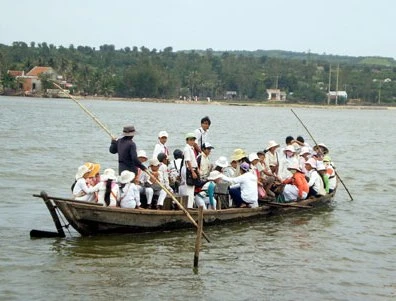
194, 116, 211, 155
109, 125, 147, 175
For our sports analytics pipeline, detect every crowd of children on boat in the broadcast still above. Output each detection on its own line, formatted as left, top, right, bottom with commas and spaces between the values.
72, 116, 336, 210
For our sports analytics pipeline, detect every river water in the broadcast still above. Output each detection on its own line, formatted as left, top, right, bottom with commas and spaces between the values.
0, 96, 395, 300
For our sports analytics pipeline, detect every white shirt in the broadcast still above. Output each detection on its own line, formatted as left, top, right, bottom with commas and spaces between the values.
183, 144, 198, 168
152, 142, 169, 160
221, 172, 258, 207
308, 169, 325, 195
168, 158, 183, 183
194, 127, 209, 149
73, 178, 99, 201
120, 182, 140, 208
159, 162, 172, 190
278, 155, 298, 181
97, 181, 120, 207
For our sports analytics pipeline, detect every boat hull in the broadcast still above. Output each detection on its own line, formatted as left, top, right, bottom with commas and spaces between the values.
35, 191, 336, 236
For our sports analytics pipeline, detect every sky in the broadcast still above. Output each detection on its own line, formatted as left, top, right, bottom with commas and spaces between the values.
1, 0, 395, 58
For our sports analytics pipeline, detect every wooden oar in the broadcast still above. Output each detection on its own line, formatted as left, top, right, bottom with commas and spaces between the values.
290, 108, 353, 201
53, 82, 210, 241
144, 170, 211, 243
30, 229, 62, 238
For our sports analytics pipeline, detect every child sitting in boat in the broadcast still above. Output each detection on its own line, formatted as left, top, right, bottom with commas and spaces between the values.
194, 170, 222, 210
305, 158, 326, 198
141, 158, 167, 209
119, 170, 140, 209
72, 165, 100, 202
281, 163, 309, 202
97, 168, 119, 207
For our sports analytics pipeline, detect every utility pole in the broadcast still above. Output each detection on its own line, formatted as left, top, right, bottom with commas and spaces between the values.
328, 64, 332, 105
335, 64, 340, 105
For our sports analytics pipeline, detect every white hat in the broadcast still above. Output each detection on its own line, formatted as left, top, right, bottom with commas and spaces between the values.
287, 163, 302, 172
202, 142, 214, 149
283, 145, 296, 153
305, 158, 317, 169
265, 140, 280, 151
75, 165, 90, 180
215, 156, 229, 168
149, 158, 160, 166
102, 168, 117, 181
158, 131, 168, 138
300, 146, 311, 156
137, 150, 148, 158
248, 152, 259, 162
207, 170, 222, 181
119, 170, 135, 184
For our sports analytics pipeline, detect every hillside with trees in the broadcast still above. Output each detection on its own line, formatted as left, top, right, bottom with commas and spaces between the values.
1, 41, 395, 104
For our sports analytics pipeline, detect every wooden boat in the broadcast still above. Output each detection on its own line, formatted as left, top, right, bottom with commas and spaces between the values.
32, 189, 336, 237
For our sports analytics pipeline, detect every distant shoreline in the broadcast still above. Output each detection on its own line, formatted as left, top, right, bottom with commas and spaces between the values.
2, 94, 396, 110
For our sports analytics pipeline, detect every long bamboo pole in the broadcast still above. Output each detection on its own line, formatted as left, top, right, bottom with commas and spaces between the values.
53, 82, 211, 240
290, 108, 353, 201
144, 170, 210, 243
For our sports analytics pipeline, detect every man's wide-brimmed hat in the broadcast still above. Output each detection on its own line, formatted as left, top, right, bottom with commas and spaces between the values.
119, 170, 135, 184
265, 140, 280, 151
123, 125, 136, 136
231, 148, 247, 161
248, 152, 259, 162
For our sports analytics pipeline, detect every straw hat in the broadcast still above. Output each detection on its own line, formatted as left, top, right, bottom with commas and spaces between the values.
119, 170, 135, 184
87, 163, 101, 178
75, 165, 90, 180
123, 125, 136, 137
265, 140, 280, 151
158, 131, 168, 138
207, 170, 222, 181
231, 148, 247, 161
248, 152, 259, 162
215, 156, 229, 168
102, 168, 117, 181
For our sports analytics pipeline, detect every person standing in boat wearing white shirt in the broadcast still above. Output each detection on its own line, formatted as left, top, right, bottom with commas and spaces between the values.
180, 132, 199, 208
152, 130, 170, 160
193, 116, 211, 156
220, 162, 259, 208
